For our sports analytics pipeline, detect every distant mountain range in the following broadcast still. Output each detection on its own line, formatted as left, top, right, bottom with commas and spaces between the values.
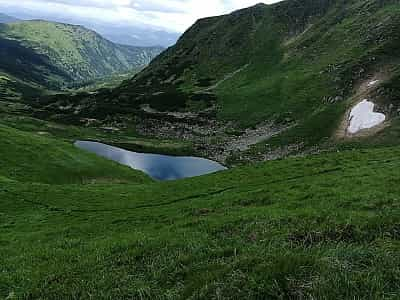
0, 19, 163, 100
90, 24, 180, 48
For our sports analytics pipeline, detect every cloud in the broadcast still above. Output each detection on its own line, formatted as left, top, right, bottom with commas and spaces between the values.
0, 0, 281, 33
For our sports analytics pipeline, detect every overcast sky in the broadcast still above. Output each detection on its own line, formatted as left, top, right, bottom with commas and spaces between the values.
0, 0, 282, 33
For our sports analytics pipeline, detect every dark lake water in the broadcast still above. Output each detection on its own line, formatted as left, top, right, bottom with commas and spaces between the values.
75, 141, 227, 181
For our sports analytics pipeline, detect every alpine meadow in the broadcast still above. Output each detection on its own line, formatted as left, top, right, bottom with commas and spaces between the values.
1, 0, 400, 299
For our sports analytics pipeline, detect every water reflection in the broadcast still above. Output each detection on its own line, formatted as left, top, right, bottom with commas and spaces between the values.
75, 141, 227, 181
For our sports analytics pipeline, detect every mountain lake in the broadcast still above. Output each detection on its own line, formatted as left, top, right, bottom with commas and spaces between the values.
75, 141, 227, 180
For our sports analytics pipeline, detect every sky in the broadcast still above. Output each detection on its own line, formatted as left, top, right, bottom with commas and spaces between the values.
0, 0, 281, 33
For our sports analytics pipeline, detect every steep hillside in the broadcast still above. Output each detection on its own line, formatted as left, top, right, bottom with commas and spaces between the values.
44, 0, 400, 163
0, 13, 19, 23
0, 20, 163, 99
0, 36, 71, 96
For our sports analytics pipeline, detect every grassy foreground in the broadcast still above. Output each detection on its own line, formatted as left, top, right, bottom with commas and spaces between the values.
1, 125, 400, 299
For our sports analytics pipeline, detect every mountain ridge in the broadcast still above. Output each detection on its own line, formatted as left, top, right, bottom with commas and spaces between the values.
0, 19, 164, 100
111, 0, 400, 162
0, 20, 164, 82
16, 0, 400, 164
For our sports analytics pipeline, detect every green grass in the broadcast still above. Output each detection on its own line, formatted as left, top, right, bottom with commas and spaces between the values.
2, 1, 400, 298
0, 70, 46, 102
5, 21, 90, 65
0, 124, 150, 184
1, 124, 400, 298
0, 20, 162, 96
215, 0, 400, 127
0, 112, 195, 156
70, 69, 143, 92
12, 1, 400, 165
103, 0, 400, 161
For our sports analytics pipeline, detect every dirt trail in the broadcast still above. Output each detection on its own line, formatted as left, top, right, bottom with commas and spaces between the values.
201, 63, 250, 92
140, 104, 199, 119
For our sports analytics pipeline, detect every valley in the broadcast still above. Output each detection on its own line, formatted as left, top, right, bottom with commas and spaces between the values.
0, 19, 163, 102
26, 0, 400, 165
1, 0, 400, 298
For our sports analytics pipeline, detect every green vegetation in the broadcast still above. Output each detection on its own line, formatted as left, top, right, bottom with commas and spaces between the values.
0, 108, 195, 157
1, 122, 400, 298
0, 70, 47, 102
3, 1, 399, 163
70, 70, 142, 92
16, 1, 400, 165
0, 20, 163, 101
67, 0, 395, 158
2, 0, 400, 298
0, 124, 149, 184
1, 20, 163, 83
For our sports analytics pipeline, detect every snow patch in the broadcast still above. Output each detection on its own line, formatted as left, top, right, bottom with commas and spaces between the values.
348, 100, 385, 134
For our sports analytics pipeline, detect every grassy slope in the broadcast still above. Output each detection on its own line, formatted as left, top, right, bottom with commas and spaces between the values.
1, 123, 400, 298
103, 0, 400, 156
0, 33, 69, 98
1, 20, 163, 81
0, 20, 163, 101
242, 0, 400, 146
0, 124, 150, 184
0, 71, 46, 101
217, 0, 400, 134
69, 70, 141, 92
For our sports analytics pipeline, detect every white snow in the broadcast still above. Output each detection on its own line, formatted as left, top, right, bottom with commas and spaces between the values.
368, 80, 380, 87
348, 99, 386, 134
